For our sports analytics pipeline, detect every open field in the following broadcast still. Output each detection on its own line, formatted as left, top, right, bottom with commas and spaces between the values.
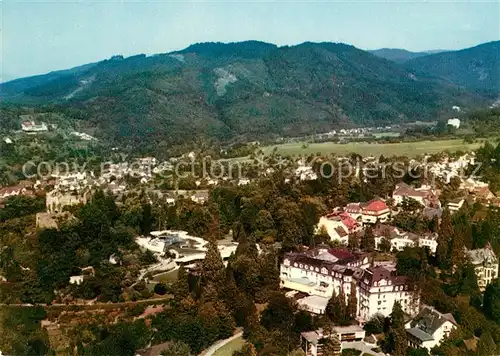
212, 336, 246, 356
152, 268, 179, 283
261, 139, 488, 157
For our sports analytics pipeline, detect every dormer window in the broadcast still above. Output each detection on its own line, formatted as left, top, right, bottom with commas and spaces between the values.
294, 263, 298, 267
315, 267, 319, 272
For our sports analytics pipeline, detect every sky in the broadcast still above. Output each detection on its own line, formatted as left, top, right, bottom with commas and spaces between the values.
1, 0, 499, 81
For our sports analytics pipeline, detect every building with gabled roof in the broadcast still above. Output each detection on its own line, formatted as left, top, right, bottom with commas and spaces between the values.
405, 305, 457, 350
345, 199, 390, 224
372, 224, 438, 254
316, 211, 361, 244
392, 182, 439, 208
466, 244, 498, 292
280, 247, 419, 320
358, 265, 419, 321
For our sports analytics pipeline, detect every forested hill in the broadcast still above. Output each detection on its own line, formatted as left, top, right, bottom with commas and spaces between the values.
0, 40, 494, 151
405, 41, 500, 93
368, 48, 438, 63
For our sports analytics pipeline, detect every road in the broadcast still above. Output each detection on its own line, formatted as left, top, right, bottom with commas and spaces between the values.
201, 330, 244, 356
0, 295, 173, 309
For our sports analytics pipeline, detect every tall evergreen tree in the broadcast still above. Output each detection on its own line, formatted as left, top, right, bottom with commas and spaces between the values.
361, 226, 375, 252
326, 291, 340, 322
436, 208, 453, 268
338, 284, 348, 324
234, 222, 258, 261
388, 301, 407, 356
450, 232, 465, 269
201, 217, 225, 287
476, 331, 497, 356
326, 290, 346, 324
160, 340, 192, 356
347, 281, 358, 320
320, 336, 341, 356
173, 264, 190, 299
257, 250, 280, 302
348, 233, 359, 250
141, 203, 153, 235
483, 279, 500, 323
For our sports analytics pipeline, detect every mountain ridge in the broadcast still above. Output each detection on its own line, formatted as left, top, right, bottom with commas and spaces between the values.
368, 48, 445, 63
404, 41, 500, 93
0, 40, 496, 152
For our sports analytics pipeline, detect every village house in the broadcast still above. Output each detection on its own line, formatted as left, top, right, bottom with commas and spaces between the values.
190, 190, 209, 204
446, 198, 465, 214
447, 118, 460, 129
237, 178, 250, 186
405, 305, 457, 350
0, 180, 34, 203
301, 326, 365, 356
345, 199, 390, 224
316, 211, 361, 244
392, 182, 439, 208
466, 244, 499, 292
301, 329, 342, 356
427, 153, 475, 184
295, 165, 318, 181
373, 224, 438, 254
69, 266, 95, 285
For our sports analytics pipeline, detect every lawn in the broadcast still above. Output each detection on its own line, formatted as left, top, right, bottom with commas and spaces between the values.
261, 139, 486, 158
152, 268, 179, 283
212, 336, 246, 356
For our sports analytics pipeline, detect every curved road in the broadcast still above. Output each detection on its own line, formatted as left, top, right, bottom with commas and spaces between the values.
201, 330, 244, 356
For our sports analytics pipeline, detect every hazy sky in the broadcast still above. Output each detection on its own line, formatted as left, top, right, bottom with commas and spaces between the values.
1, 0, 499, 81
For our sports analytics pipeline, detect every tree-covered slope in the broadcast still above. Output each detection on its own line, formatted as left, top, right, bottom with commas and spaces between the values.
368, 48, 436, 63
405, 41, 500, 93
0, 41, 492, 150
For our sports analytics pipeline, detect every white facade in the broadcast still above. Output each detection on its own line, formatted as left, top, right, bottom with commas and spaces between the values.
69, 275, 84, 285
280, 250, 418, 320
466, 245, 499, 292
345, 200, 391, 225
21, 120, 48, 132
392, 183, 438, 208
405, 306, 457, 351
373, 226, 438, 254
447, 118, 460, 128
447, 199, 465, 214
280, 258, 355, 301
358, 267, 419, 321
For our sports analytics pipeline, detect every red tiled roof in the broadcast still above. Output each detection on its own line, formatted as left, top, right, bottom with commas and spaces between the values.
363, 199, 389, 212
328, 248, 353, 260
339, 212, 358, 229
